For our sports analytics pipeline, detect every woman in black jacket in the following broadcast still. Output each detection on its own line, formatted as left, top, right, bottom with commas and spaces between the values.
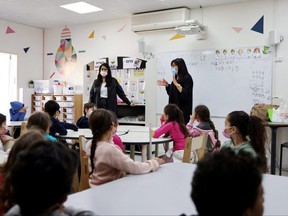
89, 63, 133, 114
157, 58, 193, 124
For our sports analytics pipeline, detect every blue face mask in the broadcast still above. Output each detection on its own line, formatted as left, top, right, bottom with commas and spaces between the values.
171, 67, 178, 75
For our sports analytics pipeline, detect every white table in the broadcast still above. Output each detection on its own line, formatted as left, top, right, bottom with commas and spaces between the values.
65, 162, 288, 215
6, 121, 25, 137
56, 127, 173, 161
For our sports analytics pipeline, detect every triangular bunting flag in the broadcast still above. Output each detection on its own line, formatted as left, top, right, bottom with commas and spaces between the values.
88, 31, 94, 39
251, 16, 264, 34
117, 24, 126, 32
102, 35, 106, 40
6, 26, 15, 34
232, 27, 243, 33
23, 47, 30, 53
169, 34, 185, 40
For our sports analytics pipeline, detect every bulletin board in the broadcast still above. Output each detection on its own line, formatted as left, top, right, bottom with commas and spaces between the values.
83, 57, 146, 104
156, 46, 272, 117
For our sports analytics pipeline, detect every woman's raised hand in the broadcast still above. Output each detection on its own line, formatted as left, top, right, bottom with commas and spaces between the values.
156, 78, 168, 87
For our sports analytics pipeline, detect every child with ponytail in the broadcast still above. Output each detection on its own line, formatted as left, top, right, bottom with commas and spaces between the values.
153, 104, 189, 162
221, 110, 267, 172
186, 105, 220, 151
86, 109, 164, 186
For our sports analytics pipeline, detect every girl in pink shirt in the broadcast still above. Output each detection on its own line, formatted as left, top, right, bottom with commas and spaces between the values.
153, 104, 189, 162
186, 105, 220, 152
86, 109, 164, 187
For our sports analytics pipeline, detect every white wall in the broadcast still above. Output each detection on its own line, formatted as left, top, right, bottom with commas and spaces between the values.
0, 20, 43, 92
43, 0, 279, 143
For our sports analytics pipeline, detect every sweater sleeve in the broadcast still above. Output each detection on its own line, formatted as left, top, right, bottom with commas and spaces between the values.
186, 120, 202, 137
104, 145, 159, 174
115, 79, 131, 105
153, 122, 173, 138
179, 74, 193, 99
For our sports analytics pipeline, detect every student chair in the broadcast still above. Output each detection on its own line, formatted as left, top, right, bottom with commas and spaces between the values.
78, 135, 90, 191
279, 142, 288, 175
182, 135, 208, 163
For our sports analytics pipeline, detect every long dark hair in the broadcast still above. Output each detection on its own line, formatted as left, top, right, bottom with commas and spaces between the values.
227, 111, 267, 172
170, 58, 190, 83
164, 104, 189, 137
88, 109, 113, 175
194, 105, 219, 140
94, 63, 112, 87
0, 113, 6, 125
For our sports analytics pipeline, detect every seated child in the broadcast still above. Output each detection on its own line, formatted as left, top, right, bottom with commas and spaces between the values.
186, 105, 220, 152
26, 111, 57, 141
86, 109, 164, 186
3, 139, 96, 215
0, 114, 14, 152
153, 104, 189, 163
108, 110, 125, 152
76, 103, 96, 128
9, 101, 27, 121
44, 100, 78, 137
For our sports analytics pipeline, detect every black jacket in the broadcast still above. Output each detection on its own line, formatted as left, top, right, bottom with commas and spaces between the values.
89, 77, 131, 114
166, 73, 193, 124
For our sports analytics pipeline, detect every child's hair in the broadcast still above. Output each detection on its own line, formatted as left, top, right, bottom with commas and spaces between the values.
88, 109, 113, 175
194, 105, 220, 143
0, 130, 45, 213
8, 140, 78, 215
192, 148, 263, 216
26, 111, 51, 134
164, 104, 189, 137
44, 100, 60, 116
108, 110, 118, 126
83, 102, 96, 116
0, 113, 6, 125
227, 111, 267, 172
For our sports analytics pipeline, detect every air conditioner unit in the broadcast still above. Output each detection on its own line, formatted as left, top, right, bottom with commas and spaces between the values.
175, 20, 207, 35
131, 8, 191, 32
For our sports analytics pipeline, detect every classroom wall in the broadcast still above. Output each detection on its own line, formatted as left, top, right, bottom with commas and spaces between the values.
43, 0, 277, 140
0, 20, 43, 93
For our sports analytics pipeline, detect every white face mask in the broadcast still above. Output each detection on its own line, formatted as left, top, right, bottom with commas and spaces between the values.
100, 71, 108, 77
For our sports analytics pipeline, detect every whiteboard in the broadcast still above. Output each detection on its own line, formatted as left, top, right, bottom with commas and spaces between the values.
156, 46, 272, 117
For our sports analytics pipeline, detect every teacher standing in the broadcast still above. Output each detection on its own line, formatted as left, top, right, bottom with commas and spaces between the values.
157, 58, 193, 124
89, 63, 133, 115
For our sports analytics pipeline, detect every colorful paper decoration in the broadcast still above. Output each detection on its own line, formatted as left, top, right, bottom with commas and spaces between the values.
232, 27, 243, 33
88, 31, 94, 38
6, 26, 15, 34
169, 34, 185, 40
251, 16, 264, 34
55, 27, 77, 76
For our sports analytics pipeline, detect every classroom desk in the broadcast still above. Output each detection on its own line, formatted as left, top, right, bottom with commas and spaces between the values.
65, 162, 288, 216
56, 127, 172, 161
267, 122, 288, 175
6, 121, 25, 137
121, 131, 172, 161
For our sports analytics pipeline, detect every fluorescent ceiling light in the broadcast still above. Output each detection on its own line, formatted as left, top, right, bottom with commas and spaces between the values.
60, 1, 103, 14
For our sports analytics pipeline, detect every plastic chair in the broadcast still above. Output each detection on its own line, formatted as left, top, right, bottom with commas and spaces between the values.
279, 142, 288, 175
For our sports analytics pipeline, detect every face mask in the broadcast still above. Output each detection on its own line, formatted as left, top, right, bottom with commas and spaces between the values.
222, 128, 231, 139
171, 67, 178, 75
100, 71, 108, 77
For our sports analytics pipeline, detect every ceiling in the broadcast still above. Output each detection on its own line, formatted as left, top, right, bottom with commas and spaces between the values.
0, 0, 257, 29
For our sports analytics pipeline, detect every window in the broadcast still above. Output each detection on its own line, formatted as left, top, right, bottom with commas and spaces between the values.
0, 52, 17, 117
